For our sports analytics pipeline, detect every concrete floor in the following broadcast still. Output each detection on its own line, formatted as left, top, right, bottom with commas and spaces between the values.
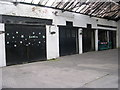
1, 49, 118, 88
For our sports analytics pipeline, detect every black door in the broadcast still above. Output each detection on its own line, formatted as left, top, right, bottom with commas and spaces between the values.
59, 26, 79, 56
5, 24, 46, 65
109, 31, 116, 49
98, 30, 108, 42
82, 28, 95, 53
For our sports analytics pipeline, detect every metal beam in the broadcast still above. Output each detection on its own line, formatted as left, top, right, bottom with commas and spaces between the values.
97, 9, 120, 15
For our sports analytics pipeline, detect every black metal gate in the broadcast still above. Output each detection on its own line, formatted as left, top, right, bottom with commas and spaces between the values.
59, 26, 79, 56
5, 24, 46, 65
82, 28, 95, 53
109, 31, 116, 49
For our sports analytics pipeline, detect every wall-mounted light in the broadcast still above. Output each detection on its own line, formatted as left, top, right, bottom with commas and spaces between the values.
80, 32, 82, 35
49, 26, 56, 35
79, 29, 83, 35
50, 31, 56, 34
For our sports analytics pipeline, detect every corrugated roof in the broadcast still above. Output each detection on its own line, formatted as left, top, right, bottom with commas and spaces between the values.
2, 0, 120, 21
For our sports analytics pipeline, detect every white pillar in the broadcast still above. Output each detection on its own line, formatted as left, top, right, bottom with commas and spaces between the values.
78, 28, 83, 54
95, 29, 98, 51
0, 23, 6, 67
107, 31, 109, 42
116, 28, 119, 48
46, 25, 59, 59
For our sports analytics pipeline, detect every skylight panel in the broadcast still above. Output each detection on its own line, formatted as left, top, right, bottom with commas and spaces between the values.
45, 0, 56, 6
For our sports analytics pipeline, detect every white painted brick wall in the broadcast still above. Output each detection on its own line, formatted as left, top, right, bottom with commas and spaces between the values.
46, 25, 59, 59
0, 24, 6, 67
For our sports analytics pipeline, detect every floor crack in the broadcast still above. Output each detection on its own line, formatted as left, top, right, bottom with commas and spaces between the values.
81, 73, 110, 87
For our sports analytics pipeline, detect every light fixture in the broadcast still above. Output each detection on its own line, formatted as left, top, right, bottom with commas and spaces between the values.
80, 30, 83, 35
49, 26, 56, 35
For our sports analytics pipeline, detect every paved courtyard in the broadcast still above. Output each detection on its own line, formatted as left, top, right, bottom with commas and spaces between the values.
1, 49, 118, 88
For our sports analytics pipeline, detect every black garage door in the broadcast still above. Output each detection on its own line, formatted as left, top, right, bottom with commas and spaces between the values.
5, 24, 46, 65
98, 30, 108, 42
82, 28, 95, 53
59, 26, 79, 56
109, 31, 116, 49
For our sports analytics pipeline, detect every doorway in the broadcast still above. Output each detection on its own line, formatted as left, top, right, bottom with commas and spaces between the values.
59, 26, 79, 56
